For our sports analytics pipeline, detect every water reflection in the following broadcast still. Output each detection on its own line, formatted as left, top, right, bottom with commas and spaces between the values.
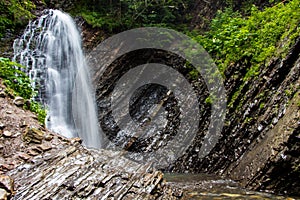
164, 173, 295, 200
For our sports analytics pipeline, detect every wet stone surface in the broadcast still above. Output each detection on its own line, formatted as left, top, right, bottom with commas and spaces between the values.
9, 144, 179, 199
164, 173, 296, 200
0, 81, 179, 199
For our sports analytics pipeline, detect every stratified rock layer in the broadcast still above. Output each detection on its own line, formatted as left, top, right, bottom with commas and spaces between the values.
0, 80, 180, 199
9, 144, 178, 200
91, 32, 300, 196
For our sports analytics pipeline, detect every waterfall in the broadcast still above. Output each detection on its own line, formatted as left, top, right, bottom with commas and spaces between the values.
13, 9, 101, 149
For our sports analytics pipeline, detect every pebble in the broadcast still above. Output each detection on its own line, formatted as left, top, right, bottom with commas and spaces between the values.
18, 153, 31, 161
3, 131, 12, 137
0, 164, 14, 171
38, 143, 52, 151
30, 146, 43, 153
13, 96, 25, 107
27, 149, 40, 156
71, 137, 82, 144
13, 132, 21, 137
44, 134, 54, 141
20, 121, 27, 128
5, 110, 12, 114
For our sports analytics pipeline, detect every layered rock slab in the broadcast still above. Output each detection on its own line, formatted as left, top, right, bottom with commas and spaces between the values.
0, 81, 179, 199
9, 144, 179, 199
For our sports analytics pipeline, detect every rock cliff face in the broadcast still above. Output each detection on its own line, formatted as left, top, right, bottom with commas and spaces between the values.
174, 37, 300, 195
91, 33, 300, 196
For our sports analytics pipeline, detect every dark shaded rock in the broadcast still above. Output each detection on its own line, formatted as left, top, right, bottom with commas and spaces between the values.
91, 30, 300, 196
0, 91, 6, 98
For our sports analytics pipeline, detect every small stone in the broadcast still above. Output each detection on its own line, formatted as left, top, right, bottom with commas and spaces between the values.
38, 143, 52, 151
23, 127, 44, 144
5, 110, 12, 114
20, 121, 27, 128
44, 134, 54, 141
30, 146, 43, 153
0, 163, 15, 171
71, 137, 82, 144
13, 132, 21, 137
0, 144, 3, 149
27, 149, 40, 156
3, 131, 12, 137
17, 153, 31, 161
0, 188, 8, 200
13, 96, 24, 107
0, 175, 14, 193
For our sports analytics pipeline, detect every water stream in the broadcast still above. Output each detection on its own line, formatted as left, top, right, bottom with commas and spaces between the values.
164, 173, 294, 199
13, 9, 101, 148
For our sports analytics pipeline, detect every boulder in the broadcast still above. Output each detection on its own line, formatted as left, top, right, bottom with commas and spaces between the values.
23, 127, 44, 144
13, 96, 25, 107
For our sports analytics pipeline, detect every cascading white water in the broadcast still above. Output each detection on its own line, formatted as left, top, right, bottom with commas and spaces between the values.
13, 9, 101, 148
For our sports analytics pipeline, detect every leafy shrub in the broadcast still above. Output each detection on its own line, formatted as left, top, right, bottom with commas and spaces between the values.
0, 0, 36, 37
0, 57, 33, 98
0, 57, 46, 124
73, 0, 192, 32
189, 0, 300, 108
194, 0, 300, 73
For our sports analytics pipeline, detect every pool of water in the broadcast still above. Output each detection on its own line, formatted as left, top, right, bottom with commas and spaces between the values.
164, 173, 296, 200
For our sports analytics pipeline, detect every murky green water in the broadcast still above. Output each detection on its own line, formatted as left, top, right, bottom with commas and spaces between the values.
164, 173, 297, 200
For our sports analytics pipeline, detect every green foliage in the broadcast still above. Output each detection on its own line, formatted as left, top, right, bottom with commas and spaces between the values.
0, 57, 46, 124
259, 102, 265, 109
194, 0, 300, 73
24, 101, 47, 125
191, 0, 300, 109
0, 57, 33, 99
73, 0, 192, 32
0, 0, 36, 37
205, 96, 212, 105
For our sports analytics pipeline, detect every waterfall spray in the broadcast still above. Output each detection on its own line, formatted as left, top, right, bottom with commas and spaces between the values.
13, 9, 101, 148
